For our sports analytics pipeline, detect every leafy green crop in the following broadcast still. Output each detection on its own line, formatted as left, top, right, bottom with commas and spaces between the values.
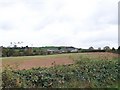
2, 58, 119, 88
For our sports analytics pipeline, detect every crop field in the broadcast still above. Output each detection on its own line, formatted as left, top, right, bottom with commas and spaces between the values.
2, 53, 74, 70
2, 52, 119, 88
2, 52, 118, 70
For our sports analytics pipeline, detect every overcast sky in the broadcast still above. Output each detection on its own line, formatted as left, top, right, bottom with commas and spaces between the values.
0, 0, 119, 49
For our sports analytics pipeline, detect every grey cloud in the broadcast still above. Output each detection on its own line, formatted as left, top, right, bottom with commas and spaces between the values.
22, 0, 64, 12
93, 0, 118, 25
35, 16, 74, 31
82, 32, 118, 48
21, 0, 44, 11
0, 0, 118, 48
0, 22, 13, 30
35, 16, 56, 31
118, 1, 120, 25
57, 0, 118, 34
0, 0, 17, 7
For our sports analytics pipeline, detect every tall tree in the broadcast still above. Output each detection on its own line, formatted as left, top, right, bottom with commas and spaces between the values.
89, 46, 94, 50
103, 46, 111, 52
112, 47, 116, 53
117, 46, 120, 54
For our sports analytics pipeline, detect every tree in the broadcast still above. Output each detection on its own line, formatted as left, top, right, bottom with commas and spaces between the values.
0, 46, 2, 57
13, 50, 20, 56
58, 47, 61, 50
117, 46, 120, 54
24, 47, 33, 56
103, 46, 111, 52
2, 48, 14, 57
98, 47, 101, 50
112, 47, 116, 53
89, 46, 94, 50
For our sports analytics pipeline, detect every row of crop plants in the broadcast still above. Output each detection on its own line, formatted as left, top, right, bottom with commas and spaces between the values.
2, 57, 119, 88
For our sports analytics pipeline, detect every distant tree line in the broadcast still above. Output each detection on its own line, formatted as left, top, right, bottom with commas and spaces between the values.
1, 46, 120, 57
2, 46, 48, 57
81, 46, 118, 54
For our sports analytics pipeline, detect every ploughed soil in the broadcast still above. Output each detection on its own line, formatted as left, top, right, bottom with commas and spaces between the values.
2, 52, 118, 70
3, 57, 74, 70
19, 57, 73, 70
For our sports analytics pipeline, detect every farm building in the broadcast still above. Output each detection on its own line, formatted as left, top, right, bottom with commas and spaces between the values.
45, 46, 78, 53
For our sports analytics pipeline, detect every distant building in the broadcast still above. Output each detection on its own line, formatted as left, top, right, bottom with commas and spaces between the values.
66, 47, 78, 53
46, 46, 78, 53
70, 48, 78, 52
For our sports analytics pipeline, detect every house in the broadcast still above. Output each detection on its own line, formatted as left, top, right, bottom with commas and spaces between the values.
45, 46, 78, 54
70, 48, 78, 52
47, 49, 60, 54
46, 47, 61, 54
66, 47, 78, 53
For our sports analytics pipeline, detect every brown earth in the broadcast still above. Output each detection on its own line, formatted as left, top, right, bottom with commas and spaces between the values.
3, 57, 74, 70
2, 52, 118, 70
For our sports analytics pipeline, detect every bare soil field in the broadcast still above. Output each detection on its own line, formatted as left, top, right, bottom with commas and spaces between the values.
2, 55, 74, 70
18, 57, 73, 70
2, 52, 118, 70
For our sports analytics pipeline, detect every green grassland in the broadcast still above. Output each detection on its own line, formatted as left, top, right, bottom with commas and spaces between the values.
2, 52, 118, 63
2, 52, 119, 88
2, 53, 75, 61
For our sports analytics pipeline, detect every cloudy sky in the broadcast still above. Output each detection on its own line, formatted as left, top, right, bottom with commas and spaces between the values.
0, 0, 119, 49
